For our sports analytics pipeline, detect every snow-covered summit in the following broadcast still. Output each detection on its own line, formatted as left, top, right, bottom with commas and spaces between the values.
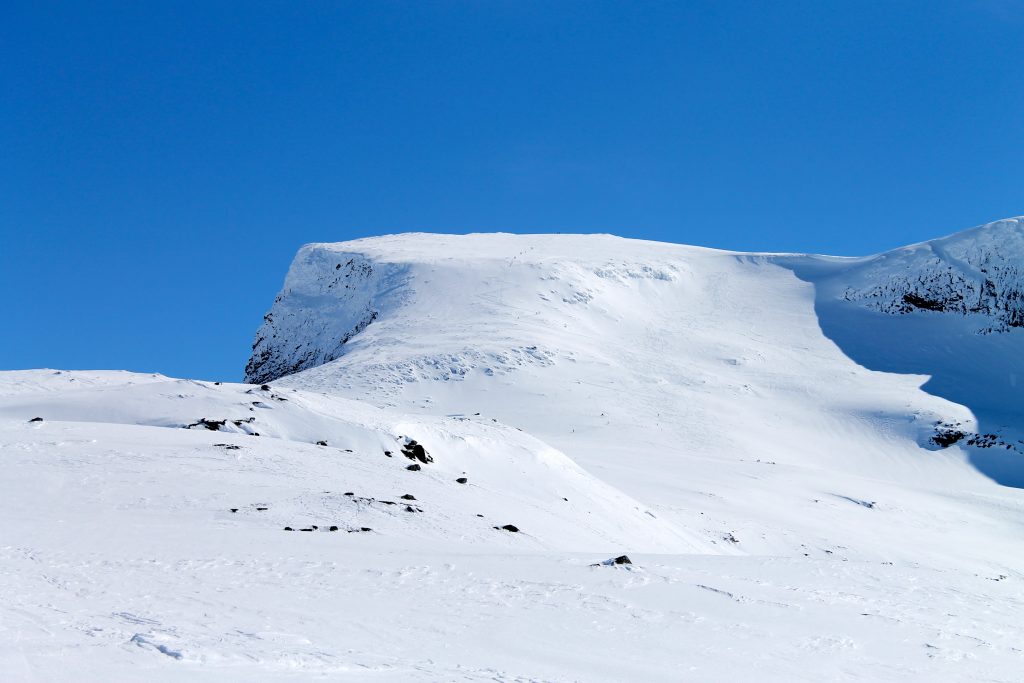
244, 233, 708, 385
246, 218, 1024, 387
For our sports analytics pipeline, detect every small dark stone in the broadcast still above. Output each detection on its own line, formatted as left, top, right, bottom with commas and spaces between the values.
229, 508, 238, 513
260, 385, 271, 391
255, 507, 268, 511
329, 525, 339, 531
284, 526, 294, 531
384, 450, 393, 457
316, 440, 328, 446
498, 524, 519, 533
400, 494, 416, 500
455, 477, 468, 484
300, 528, 313, 532
476, 514, 484, 517
28, 417, 43, 423
360, 527, 372, 532
344, 492, 355, 496
343, 449, 353, 452
612, 555, 632, 565
214, 382, 221, 385
405, 505, 417, 513
311, 525, 318, 530
406, 464, 421, 472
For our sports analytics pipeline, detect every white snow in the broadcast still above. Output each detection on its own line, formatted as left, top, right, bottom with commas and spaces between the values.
3, 218, 1024, 681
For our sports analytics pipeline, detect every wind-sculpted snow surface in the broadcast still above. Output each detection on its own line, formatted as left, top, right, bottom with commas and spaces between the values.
3, 369, 1024, 682
0, 371, 700, 554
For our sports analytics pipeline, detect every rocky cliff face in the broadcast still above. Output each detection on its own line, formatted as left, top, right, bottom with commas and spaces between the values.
244, 243, 410, 384
841, 217, 1024, 332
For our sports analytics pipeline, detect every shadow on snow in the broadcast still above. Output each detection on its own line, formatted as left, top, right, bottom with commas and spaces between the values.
782, 259, 1024, 489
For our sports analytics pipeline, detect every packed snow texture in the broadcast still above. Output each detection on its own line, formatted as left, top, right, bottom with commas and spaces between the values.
4, 218, 1024, 681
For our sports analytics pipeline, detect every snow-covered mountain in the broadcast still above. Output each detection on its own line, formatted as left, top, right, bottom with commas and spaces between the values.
246, 217, 1024, 384
3, 218, 1023, 682
245, 218, 1024, 555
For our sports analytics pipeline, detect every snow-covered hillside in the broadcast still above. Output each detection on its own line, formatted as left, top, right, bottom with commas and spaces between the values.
0, 371, 703, 553
248, 220, 1024, 561
3, 218, 1024, 681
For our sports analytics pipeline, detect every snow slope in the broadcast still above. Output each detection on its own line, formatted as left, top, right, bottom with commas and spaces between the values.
0, 371, 701, 554
3, 218, 1024, 681
251, 221, 1024, 565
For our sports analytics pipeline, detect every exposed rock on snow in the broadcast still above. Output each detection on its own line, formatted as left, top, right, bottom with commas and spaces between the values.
244, 250, 410, 384
841, 217, 1024, 332
400, 438, 432, 464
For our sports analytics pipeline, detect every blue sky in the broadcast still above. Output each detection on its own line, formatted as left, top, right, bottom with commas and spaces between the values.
2, 1, 1021, 381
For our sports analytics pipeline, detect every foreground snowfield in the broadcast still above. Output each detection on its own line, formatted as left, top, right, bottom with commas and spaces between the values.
3, 219, 1024, 681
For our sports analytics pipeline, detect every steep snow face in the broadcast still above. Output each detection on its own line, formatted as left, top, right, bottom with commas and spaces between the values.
245, 248, 412, 384
778, 218, 1024, 476
840, 217, 1024, 332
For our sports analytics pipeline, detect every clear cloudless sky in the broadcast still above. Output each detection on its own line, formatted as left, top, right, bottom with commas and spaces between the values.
1, 1, 1022, 380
